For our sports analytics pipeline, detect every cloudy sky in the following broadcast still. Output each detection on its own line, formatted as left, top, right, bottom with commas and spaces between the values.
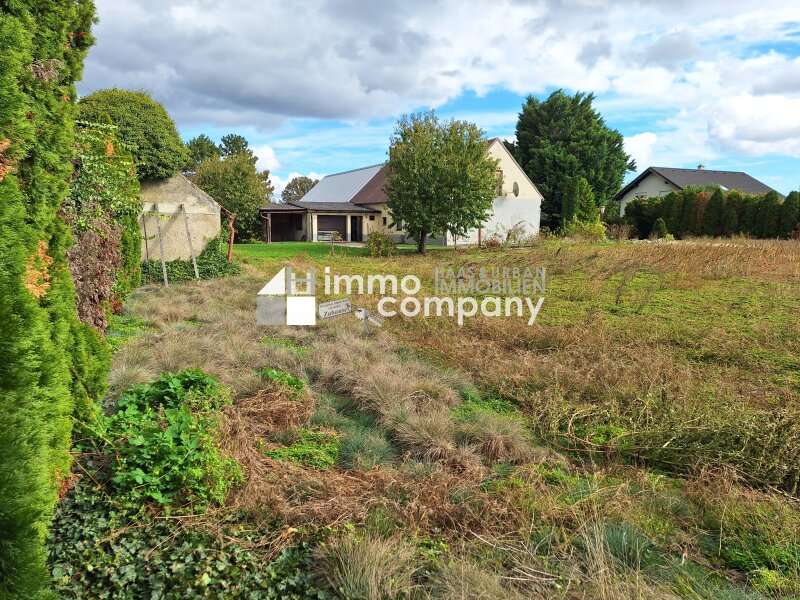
79, 0, 800, 195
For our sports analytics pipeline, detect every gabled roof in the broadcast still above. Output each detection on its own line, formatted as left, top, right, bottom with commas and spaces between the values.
350, 164, 390, 205
485, 137, 544, 200
615, 166, 779, 201
299, 164, 384, 204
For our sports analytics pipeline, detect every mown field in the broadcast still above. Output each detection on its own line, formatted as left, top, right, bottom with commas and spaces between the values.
49, 239, 800, 599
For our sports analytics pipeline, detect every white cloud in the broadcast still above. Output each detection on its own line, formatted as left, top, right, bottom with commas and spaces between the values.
80, 0, 800, 173
252, 144, 281, 172
625, 132, 658, 170
271, 171, 324, 199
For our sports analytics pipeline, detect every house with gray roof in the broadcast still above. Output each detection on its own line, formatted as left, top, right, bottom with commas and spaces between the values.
615, 166, 780, 215
260, 139, 543, 244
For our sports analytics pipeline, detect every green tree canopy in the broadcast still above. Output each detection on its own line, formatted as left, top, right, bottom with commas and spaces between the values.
185, 134, 220, 171
195, 153, 273, 241
386, 112, 498, 253
78, 89, 187, 181
218, 133, 253, 160
513, 90, 635, 229
281, 175, 318, 203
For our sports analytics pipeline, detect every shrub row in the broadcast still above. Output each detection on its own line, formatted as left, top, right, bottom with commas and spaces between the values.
141, 235, 241, 284
624, 188, 800, 239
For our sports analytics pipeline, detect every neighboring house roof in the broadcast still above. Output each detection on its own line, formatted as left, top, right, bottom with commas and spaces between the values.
299, 164, 384, 203
615, 166, 779, 201
350, 164, 390, 205
260, 201, 378, 214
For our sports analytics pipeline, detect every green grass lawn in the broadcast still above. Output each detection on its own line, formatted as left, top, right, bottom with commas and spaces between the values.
234, 241, 452, 266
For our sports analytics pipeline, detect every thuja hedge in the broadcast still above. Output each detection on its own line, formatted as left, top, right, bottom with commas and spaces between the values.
0, 2, 100, 598
625, 187, 800, 240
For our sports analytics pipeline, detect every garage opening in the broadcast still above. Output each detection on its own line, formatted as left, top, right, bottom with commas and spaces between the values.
317, 215, 347, 241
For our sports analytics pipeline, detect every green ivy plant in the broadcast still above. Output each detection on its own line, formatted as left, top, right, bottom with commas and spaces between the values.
141, 235, 240, 284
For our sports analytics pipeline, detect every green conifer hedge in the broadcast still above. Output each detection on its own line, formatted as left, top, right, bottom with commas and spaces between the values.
0, 2, 98, 596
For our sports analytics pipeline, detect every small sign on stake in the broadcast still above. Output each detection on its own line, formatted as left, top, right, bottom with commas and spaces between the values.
318, 298, 352, 319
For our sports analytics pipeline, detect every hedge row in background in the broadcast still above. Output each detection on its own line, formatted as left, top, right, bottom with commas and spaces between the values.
64, 122, 142, 330
0, 2, 99, 598
141, 235, 241, 284
625, 187, 800, 240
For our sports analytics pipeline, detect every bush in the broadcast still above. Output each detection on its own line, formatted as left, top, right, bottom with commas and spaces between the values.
78, 89, 188, 181
99, 370, 241, 508
64, 122, 142, 330
366, 231, 397, 257
141, 235, 240, 284
651, 217, 669, 239
564, 219, 607, 241
0, 4, 98, 596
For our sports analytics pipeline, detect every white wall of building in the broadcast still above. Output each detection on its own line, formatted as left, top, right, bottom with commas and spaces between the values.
619, 173, 679, 215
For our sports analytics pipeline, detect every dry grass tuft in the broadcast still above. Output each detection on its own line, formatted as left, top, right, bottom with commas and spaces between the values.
429, 560, 527, 600
458, 413, 533, 464
315, 533, 417, 600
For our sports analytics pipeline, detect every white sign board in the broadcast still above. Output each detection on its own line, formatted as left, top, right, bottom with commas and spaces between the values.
318, 298, 352, 319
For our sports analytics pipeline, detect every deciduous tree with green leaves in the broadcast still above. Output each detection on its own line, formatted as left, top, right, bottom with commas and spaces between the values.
513, 90, 635, 229
78, 89, 188, 181
281, 175, 318, 203
195, 153, 273, 241
386, 112, 497, 253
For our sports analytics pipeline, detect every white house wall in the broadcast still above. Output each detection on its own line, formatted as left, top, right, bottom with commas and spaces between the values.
619, 173, 679, 215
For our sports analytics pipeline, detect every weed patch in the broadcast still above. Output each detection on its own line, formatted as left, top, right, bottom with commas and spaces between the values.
264, 429, 341, 470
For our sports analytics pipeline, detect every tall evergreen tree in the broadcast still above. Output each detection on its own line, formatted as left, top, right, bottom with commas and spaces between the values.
703, 188, 725, 237
185, 134, 220, 171
513, 90, 635, 229
756, 192, 782, 238
562, 176, 598, 225
0, 3, 99, 596
779, 191, 800, 239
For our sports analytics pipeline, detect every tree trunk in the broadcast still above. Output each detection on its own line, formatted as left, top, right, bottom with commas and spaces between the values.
417, 230, 427, 254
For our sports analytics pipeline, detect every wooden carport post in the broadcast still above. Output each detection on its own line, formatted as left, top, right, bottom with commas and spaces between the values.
267, 213, 272, 244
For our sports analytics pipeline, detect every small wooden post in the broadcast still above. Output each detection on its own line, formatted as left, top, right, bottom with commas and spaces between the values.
267, 213, 272, 244
226, 213, 236, 263
141, 212, 150, 261
181, 204, 200, 280
478, 227, 482, 249
154, 204, 168, 287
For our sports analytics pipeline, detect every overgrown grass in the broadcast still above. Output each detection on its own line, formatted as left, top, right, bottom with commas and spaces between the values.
53, 239, 800, 598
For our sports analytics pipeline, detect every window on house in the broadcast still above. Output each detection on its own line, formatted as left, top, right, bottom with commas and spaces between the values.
495, 168, 504, 195
369, 215, 375, 221
513, 182, 519, 197
382, 217, 387, 226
